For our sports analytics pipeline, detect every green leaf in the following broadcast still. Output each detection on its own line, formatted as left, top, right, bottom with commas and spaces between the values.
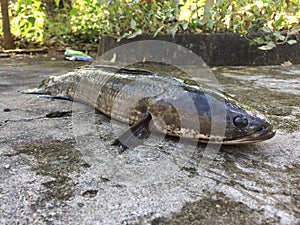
255, 38, 265, 45
289, 29, 299, 35
273, 31, 285, 41
154, 26, 164, 37
127, 29, 142, 39
54, 0, 60, 7
258, 45, 274, 50
182, 22, 189, 31
268, 41, 276, 48
287, 39, 297, 45
241, 30, 248, 36
130, 19, 136, 29
274, 18, 284, 28
262, 27, 272, 33
258, 42, 276, 51
27, 17, 36, 25
208, 19, 214, 31
70, 8, 78, 17
171, 23, 179, 38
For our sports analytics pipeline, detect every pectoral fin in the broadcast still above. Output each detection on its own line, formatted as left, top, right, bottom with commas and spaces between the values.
38, 94, 73, 101
111, 113, 152, 153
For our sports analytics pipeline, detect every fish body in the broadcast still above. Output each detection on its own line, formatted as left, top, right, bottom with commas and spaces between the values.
24, 65, 275, 144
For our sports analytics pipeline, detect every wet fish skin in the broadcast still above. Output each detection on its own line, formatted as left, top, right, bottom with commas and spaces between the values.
23, 65, 275, 144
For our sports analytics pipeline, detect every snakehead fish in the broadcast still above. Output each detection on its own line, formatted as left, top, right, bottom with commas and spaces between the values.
23, 65, 275, 151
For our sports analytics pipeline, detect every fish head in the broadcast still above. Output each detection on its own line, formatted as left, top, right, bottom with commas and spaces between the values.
222, 99, 276, 144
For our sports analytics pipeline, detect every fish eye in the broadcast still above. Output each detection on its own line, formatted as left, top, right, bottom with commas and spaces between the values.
233, 115, 248, 129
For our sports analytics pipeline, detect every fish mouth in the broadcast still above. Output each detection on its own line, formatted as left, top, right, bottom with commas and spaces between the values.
223, 125, 276, 144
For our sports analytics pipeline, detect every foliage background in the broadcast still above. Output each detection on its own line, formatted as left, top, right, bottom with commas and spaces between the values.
0, 0, 299, 49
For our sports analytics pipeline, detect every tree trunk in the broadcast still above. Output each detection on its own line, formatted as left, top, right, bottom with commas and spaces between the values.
1, 0, 15, 49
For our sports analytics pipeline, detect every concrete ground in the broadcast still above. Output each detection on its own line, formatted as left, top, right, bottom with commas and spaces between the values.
0, 54, 299, 224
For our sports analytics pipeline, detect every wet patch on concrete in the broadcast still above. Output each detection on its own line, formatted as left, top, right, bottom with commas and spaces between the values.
13, 140, 89, 203
82, 189, 99, 198
45, 110, 72, 118
151, 192, 281, 225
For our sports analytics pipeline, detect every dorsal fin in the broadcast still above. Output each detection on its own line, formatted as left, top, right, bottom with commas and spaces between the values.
116, 68, 154, 75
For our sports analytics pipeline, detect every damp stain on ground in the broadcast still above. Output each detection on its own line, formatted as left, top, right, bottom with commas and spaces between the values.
151, 193, 281, 225
13, 140, 90, 203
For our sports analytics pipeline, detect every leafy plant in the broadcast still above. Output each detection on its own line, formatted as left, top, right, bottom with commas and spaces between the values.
43, 1, 73, 46
100, 0, 182, 41
235, 0, 300, 50
179, 0, 300, 50
11, 0, 46, 47
1, 0, 299, 49
69, 0, 104, 44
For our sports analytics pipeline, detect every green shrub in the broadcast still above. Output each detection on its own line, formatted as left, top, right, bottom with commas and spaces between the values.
100, 0, 181, 41
11, 0, 46, 47
99, 0, 299, 49
69, 0, 104, 44
1, 0, 299, 49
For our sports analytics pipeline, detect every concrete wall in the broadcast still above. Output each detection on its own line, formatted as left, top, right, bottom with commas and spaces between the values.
98, 33, 300, 66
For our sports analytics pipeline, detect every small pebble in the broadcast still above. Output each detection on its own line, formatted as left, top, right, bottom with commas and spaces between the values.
4, 164, 11, 169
